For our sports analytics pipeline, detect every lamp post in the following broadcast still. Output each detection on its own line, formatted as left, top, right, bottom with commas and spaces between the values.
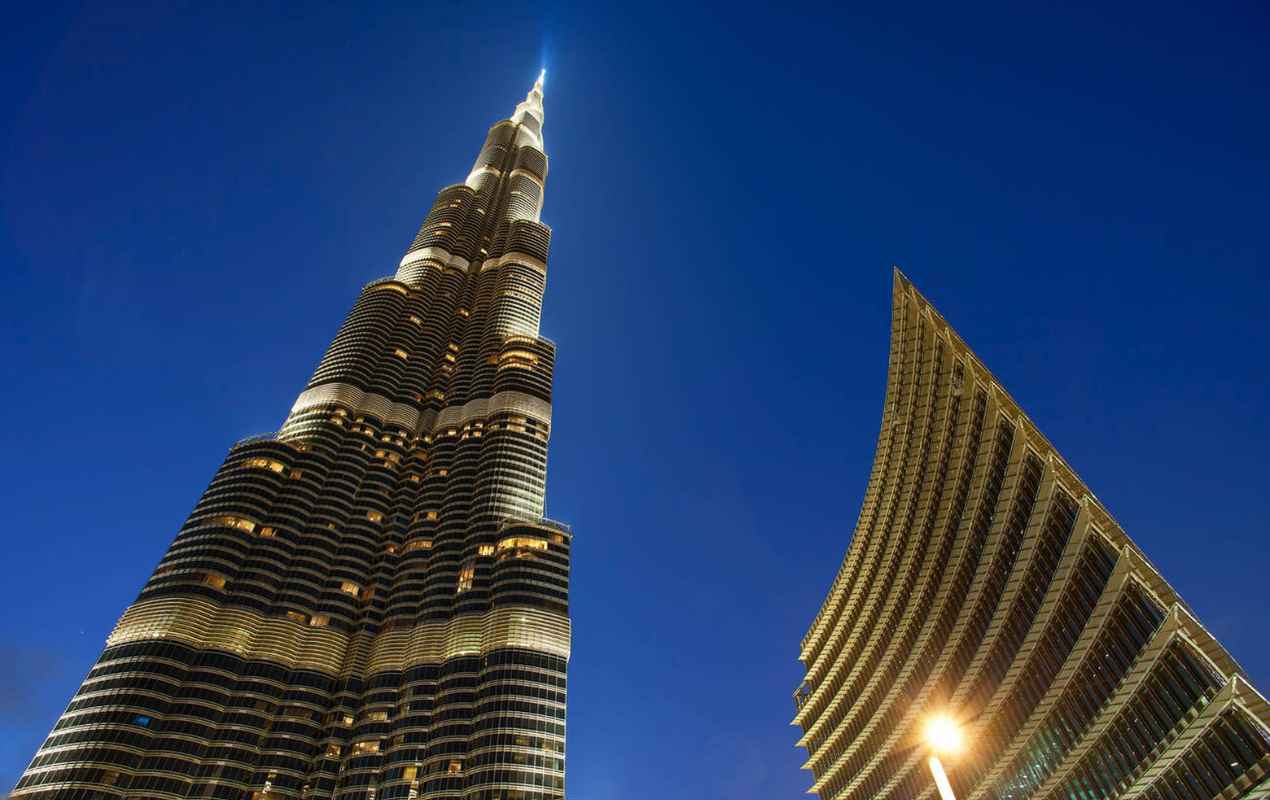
924, 714, 965, 800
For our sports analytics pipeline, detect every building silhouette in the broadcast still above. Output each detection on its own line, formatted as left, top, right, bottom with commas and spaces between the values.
793, 271, 1270, 800
15, 74, 569, 800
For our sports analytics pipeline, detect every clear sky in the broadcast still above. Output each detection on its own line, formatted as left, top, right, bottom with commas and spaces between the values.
2, 1, 1268, 797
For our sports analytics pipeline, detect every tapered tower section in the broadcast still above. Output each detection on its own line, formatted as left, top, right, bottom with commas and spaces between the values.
15, 74, 570, 800
792, 271, 1270, 800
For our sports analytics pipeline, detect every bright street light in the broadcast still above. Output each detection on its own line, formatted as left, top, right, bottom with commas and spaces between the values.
924, 714, 965, 800
924, 714, 964, 755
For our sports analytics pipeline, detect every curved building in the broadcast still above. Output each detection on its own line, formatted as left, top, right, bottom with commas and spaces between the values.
793, 271, 1270, 800
15, 74, 570, 800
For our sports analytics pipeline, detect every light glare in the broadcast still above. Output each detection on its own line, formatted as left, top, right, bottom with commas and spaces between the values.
925, 714, 964, 754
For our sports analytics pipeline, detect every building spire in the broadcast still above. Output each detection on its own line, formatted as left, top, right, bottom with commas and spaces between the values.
511, 70, 546, 141
460, 70, 550, 194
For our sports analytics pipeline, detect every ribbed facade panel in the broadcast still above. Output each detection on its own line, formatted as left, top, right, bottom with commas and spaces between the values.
793, 271, 1270, 800
15, 74, 571, 800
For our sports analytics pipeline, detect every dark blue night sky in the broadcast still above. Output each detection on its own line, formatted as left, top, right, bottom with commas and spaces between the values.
2, 2, 1268, 796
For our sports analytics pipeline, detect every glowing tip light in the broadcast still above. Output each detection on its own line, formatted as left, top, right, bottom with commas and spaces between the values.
538, 68, 546, 86
925, 714, 964, 755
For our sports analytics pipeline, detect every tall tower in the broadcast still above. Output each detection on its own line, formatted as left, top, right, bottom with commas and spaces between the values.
792, 271, 1270, 800
15, 74, 570, 800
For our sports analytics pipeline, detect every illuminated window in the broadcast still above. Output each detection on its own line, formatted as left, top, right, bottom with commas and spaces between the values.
341, 714, 354, 726
351, 740, 381, 755
213, 515, 256, 533
409, 474, 421, 483
456, 564, 475, 593
402, 765, 418, 781
425, 389, 446, 401
203, 573, 227, 590
549, 533, 565, 545
310, 614, 330, 628
409, 315, 422, 325
339, 581, 361, 597
498, 349, 540, 370
456, 307, 471, 318
325, 744, 342, 758
478, 544, 495, 556
384, 543, 398, 555
254, 526, 274, 538
497, 536, 549, 552
444, 352, 456, 363
393, 348, 408, 359
447, 760, 462, 775
366, 710, 389, 721
245, 457, 285, 473
289, 469, 303, 480
367, 511, 383, 523
425, 511, 438, 521
404, 539, 432, 552
285, 611, 308, 624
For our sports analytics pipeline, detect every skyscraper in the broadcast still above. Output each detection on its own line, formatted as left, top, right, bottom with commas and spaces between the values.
15, 74, 569, 800
793, 272, 1270, 800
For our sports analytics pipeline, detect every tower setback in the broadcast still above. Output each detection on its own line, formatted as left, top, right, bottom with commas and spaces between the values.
15, 74, 569, 800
